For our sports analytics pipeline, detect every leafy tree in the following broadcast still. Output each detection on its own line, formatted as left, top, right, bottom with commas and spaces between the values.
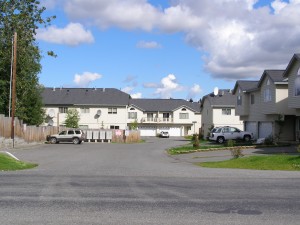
0, 0, 55, 125
129, 119, 138, 130
64, 109, 80, 128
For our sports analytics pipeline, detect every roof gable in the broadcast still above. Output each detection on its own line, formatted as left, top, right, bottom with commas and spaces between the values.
257, 70, 285, 88
283, 53, 300, 78
232, 80, 259, 94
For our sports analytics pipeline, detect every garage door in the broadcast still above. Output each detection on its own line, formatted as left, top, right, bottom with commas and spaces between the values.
138, 127, 156, 136
258, 122, 273, 139
168, 127, 181, 137
245, 122, 257, 139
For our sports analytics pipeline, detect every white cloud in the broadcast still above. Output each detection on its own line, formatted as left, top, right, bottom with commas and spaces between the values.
121, 86, 134, 93
73, 72, 102, 87
131, 93, 142, 98
187, 84, 202, 100
36, 23, 94, 46
136, 41, 161, 49
60, 0, 300, 80
154, 74, 184, 98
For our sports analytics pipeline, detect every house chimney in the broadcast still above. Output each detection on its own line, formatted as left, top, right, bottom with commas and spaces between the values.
53, 87, 55, 91
103, 88, 105, 92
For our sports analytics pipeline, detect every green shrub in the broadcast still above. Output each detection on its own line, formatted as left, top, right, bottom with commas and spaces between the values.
193, 134, 200, 148
264, 135, 274, 145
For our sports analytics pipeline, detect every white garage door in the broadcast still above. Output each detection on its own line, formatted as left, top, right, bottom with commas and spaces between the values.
168, 127, 182, 137
259, 122, 273, 139
138, 127, 156, 136
245, 122, 257, 139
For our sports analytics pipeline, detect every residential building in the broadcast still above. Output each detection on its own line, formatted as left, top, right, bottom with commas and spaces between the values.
41, 87, 201, 137
42, 87, 130, 130
283, 53, 300, 141
128, 99, 201, 136
233, 70, 296, 141
200, 89, 243, 138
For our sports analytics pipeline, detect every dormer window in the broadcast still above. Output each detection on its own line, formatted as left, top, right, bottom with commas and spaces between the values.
295, 68, 300, 96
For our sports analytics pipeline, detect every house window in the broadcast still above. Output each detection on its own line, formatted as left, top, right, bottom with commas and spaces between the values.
264, 89, 272, 102
179, 113, 189, 119
110, 125, 120, 129
237, 95, 242, 105
108, 108, 117, 114
80, 108, 90, 113
128, 112, 137, 119
147, 113, 154, 122
59, 107, 68, 113
222, 108, 231, 115
295, 68, 300, 96
163, 113, 170, 122
250, 94, 255, 104
182, 108, 187, 111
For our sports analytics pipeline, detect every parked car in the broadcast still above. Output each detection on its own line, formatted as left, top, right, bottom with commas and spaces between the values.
209, 126, 253, 144
159, 131, 169, 138
46, 129, 86, 144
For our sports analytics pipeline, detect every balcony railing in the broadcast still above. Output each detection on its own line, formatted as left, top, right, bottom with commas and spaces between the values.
140, 117, 174, 123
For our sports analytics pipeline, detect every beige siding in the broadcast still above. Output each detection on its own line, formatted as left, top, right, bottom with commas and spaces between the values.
212, 108, 243, 130
275, 85, 296, 114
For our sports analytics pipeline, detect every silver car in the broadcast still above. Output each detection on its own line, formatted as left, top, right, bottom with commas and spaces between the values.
209, 126, 253, 144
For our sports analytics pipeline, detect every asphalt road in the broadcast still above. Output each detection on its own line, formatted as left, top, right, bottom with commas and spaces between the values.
1, 137, 300, 225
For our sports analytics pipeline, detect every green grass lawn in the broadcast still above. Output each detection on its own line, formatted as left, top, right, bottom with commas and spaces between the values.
0, 153, 38, 171
198, 155, 300, 171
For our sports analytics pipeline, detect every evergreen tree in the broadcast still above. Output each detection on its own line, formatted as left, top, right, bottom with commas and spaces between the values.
0, 0, 55, 125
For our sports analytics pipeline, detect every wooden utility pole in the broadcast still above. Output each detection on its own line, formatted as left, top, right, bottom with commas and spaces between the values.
11, 32, 17, 147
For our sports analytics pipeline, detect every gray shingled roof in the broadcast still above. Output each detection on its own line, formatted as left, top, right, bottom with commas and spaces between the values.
129, 99, 201, 113
283, 53, 300, 78
200, 89, 235, 108
42, 88, 131, 106
234, 80, 259, 93
258, 70, 286, 87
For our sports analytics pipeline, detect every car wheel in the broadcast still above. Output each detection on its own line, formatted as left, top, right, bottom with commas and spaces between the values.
244, 135, 251, 142
73, 137, 80, 144
50, 137, 57, 144
217, 136, 225, 144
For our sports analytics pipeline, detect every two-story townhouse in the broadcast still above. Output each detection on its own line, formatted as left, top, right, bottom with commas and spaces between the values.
283, 53, 300, 141
233, 70, 296, 141
200, 89, 243, 138
128, 99, 201, 136
42, 87, 130, 129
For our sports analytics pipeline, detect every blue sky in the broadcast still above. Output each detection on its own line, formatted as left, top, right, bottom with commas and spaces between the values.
37, 0, 298, 100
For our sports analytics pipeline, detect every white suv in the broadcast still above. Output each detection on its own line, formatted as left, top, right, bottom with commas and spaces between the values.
209, 126, 253, 144
47, 129, 86, 144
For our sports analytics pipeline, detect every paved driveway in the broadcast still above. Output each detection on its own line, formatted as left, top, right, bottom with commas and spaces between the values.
1, 137, 300, 225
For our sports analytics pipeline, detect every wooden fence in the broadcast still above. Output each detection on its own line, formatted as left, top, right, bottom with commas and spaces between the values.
0, 114, 141, 144
0, 114, 59, 143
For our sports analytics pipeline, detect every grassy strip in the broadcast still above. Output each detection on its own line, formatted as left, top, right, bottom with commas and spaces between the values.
0, 153, 38, 171
197, 155, 300, 171
167, 142, 290, 155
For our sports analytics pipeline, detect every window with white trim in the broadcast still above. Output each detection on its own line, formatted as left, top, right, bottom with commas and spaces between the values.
128, 112, 137, 119
264, 89, 272, 102
80, 108, 90, 113
108, 108, 117, 114
59, 107, 68, 113
179, 113, 189, 119
222, 108, 231, 115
